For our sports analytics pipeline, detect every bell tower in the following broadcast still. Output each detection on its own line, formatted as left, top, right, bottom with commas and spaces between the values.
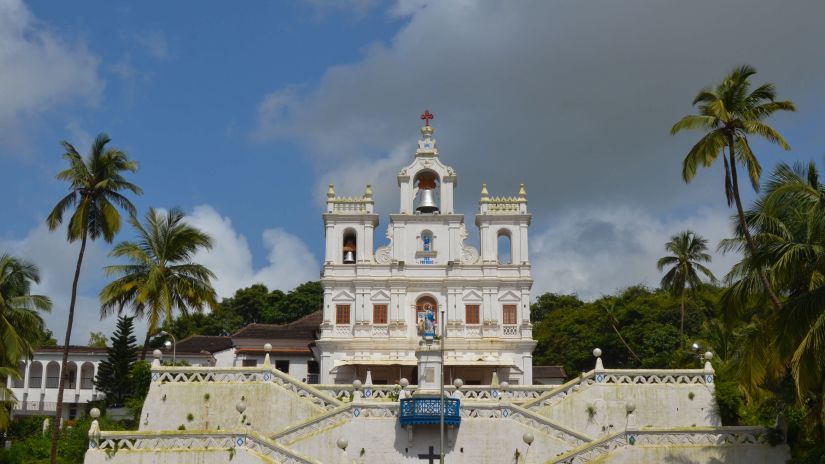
397, 112, 456, 215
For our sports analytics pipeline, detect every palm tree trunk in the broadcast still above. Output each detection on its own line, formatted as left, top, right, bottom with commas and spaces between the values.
140, 328, 151, 360
727, 136, 783, 312
610, 319, 641, 362
680, 292, 685, 347
50, 230, 87, 464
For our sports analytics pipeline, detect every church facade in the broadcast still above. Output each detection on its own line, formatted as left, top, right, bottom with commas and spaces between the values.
317, 119, 536, 386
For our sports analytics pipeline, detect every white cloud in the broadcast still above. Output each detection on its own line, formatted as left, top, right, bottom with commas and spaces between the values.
0, 222, 127, 345
251, 0, 824, 298
133, 30, 171, 60
530, 207, 738, 300
253, 0, 825, 219
0, 0, 103, 154
184, 205, 318, 298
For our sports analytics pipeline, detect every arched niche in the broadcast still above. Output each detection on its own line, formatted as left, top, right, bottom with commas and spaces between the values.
342, 228, 357, 264
497, 229, 512, 264
413, 170, 440, 213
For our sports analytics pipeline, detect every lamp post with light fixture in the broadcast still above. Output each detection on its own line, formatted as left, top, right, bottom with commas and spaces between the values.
159, 330, 176, 364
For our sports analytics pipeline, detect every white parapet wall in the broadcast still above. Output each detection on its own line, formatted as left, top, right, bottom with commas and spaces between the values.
529, 370, 719, 437
140, 367, 338, 432
85, 365, 789, 464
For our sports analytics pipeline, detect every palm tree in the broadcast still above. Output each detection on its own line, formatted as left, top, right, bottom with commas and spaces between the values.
671, 65, 794, 311
0, 254, 52, 368
46, 134, 141, 463
657, 230, 717, 344
100, 208, 218, 359
0, 254, 51, 433
722, 160, 825, 397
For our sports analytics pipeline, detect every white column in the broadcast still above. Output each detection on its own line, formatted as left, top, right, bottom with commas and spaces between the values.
520, 223, 529, 264
75, 364, 82, 393
356, 227, 366, 263
23, 361, 30, 390
482, 288, 494, 323
364, 224, 374, 261
324, 223, 335, 263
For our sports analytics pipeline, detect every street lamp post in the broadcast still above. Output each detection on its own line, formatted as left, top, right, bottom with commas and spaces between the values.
439, 308, 445, 464
159, 331, 176, 364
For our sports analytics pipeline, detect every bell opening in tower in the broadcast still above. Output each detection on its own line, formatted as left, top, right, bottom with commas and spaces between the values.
414, 171, 440, 214
342, 230, 357, 264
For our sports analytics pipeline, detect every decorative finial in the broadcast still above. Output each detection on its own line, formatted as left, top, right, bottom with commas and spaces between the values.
327, 184, 335, 199
420, 109, 434, 127
518, 183, 527, 199
480, 183, 489, 200
364, 184, 373, 199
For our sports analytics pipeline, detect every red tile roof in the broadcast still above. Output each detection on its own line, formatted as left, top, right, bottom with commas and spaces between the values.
231, 311, 321, 355
175, 335, 233, 354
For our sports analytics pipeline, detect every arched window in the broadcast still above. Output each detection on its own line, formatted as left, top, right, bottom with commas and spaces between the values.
80, 362, 95, 389
421, 230, 434, 252
46, 361, 60, 389
10, 362, 25, 388
497, 230, 512, 264
342, 229, 357, 264
29, 361, 43, 388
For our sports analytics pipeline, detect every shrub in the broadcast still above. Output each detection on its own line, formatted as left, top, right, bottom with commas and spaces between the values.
713, 380, 742, 425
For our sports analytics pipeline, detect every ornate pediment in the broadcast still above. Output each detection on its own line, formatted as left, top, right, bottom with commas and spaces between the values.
462, 290, 483, 302
371, 290, 391, 301
332, 290, 355, 301
497, 290, 521, 302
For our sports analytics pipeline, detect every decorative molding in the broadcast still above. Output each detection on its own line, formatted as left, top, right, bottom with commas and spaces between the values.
552, 427, 773, 464
458, 223, 480, 264
374, 227, 393, 264
92, 430, 319, 464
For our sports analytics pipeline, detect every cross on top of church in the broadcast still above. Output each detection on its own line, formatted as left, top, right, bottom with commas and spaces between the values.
420, 110, 434, 126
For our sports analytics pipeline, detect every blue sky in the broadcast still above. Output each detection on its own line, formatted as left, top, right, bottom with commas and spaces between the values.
2, 0, 825, 342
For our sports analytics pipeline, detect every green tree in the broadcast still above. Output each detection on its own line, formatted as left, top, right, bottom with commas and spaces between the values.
657, 230, 717, 345
0, 254, 51, 368
100, 207, 218, 359
721, 159, 825, 442
270, 281, 322, 323
45, 133, 141, 462
530, 293, 583, 324
87, 331, 107, 348
671, 65, 794, 311
0, 254, 51, 432
94, 316, 137, 406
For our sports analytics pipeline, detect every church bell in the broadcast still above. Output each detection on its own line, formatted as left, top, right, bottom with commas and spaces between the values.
415, 172, 440, 214
342, 238, 356, 264
416, 188, 439, 213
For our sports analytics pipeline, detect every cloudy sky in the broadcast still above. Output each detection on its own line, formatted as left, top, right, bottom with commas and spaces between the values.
1, 0, 824, 343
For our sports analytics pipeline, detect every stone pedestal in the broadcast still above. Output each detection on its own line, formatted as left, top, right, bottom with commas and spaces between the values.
414, 341, 443, 396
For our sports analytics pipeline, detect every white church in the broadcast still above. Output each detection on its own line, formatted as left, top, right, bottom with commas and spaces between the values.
81, 115, 789, 464
318, 113, 535, 386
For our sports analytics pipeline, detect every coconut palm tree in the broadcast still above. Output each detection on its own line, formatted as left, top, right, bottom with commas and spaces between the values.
671, 65, 795, 311
657, 230, 717, 345
0, 254, 51, 433
721, 160, 825, 411
0, 254, 51, 368
46, 134, 141, 463
99, 208, 218, 359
